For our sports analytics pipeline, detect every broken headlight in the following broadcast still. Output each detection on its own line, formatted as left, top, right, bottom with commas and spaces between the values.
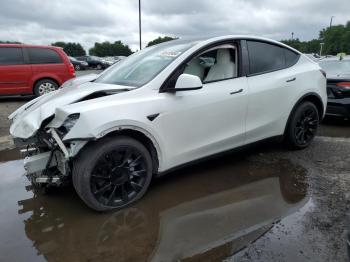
58, 113, 80, 135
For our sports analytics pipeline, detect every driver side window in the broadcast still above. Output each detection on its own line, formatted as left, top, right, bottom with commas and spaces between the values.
183, 44, 237, 83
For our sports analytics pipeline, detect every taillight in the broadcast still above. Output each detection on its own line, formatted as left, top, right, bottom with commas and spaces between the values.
336, 82, 350, 90
320, 69, 326, 78
68, 63, 75, 77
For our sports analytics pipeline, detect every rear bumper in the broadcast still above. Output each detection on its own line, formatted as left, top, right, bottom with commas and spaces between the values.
326, 97, 350, 119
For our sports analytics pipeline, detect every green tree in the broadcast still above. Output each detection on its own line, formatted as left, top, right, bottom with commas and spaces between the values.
281, 39, 306, 52
146, 36, 177, 47
0, 41, 21, 44
89, 41, 132, 57
281, 21, 350, 55
51, 42, 86, 56
319, 25, 349, 55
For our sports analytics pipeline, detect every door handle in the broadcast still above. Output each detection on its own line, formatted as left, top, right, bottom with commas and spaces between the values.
230, 89, 243, 95
286, 77, 296, 83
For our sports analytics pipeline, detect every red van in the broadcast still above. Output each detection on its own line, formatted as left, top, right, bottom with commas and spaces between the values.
0, 44, 75, 96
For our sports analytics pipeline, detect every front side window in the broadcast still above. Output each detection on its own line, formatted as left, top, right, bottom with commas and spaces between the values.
0, 47, 24, 65
95, 41, 195, 87
27, 48, 62, 64
184, 45, 237, 83
247, 41, 300, 75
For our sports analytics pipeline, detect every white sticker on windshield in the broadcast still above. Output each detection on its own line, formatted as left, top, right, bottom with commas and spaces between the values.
160, 51, 181, 57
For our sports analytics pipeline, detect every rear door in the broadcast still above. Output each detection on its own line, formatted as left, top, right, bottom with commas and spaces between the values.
244, 40, 300, 144
0, 47, 32, 95
26, 47, 66, 85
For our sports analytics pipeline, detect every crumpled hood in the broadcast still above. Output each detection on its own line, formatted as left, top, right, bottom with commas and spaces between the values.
9, 74, 135, 139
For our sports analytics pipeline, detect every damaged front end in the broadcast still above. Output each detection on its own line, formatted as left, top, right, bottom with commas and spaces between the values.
15, 115, 88, 188
9, 78, 136, 188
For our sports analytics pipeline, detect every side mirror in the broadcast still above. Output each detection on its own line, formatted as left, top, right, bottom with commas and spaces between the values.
173, 74, 203, 91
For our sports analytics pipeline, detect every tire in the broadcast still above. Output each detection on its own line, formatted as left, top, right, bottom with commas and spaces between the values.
96, 64, 102, 70
74, 64, 81, 71
285, 101, 319, 149
72, 136, 153, 212
33, 79, 59, 96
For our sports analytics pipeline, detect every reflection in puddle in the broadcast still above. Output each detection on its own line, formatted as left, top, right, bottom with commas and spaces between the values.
0, 154, 308, 261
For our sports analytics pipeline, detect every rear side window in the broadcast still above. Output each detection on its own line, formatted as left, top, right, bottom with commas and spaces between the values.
27, 48, 62, 64
247, 41, 299, 75
285, 49, 300, 67
0, 47, 24, 65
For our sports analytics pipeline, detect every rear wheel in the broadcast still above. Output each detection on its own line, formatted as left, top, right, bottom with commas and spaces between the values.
34, 79, 58, 96
96, 64, 102, 70
73, 137, 153, 212
74, 64, 81, 71
285, 101, 319, 149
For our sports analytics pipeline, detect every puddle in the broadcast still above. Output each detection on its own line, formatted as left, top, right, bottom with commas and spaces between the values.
0, 153, 308, 262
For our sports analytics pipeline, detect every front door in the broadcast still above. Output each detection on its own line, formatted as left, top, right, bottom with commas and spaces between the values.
155, 44, 248, 169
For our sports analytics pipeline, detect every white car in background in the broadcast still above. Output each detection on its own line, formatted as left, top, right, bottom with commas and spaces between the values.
9, 35, 327, 211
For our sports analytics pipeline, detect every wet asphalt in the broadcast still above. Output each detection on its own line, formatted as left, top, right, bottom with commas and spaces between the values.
0, 134, 349, 261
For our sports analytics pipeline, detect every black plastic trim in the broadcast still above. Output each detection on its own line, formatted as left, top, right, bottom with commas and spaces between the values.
161, 86, 202, 93
147, 113, 160, 121
240, 40, 250, 76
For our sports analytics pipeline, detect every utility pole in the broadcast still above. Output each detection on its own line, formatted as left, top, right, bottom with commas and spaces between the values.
291, 32, 294, 40
320, 42, 324, 56
330, 16, 334, 28
139, 0, 142, 50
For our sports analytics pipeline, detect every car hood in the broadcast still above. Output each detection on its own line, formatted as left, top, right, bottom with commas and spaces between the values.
9, 75, 136, 139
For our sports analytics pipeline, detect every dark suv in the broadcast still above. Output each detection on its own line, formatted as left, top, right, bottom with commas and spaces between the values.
0, 44, 75, 96
319, 57, 350, 120
75, 55, 111, 69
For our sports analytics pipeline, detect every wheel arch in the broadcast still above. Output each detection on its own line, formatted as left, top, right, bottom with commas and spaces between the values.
32, 77, 60, 93
91, 127, 161, 174
284, 92, 324, 135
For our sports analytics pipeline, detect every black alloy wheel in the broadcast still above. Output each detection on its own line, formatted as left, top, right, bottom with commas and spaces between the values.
90, 147, 148, 207
73, 137, 153, 211
285, 101, 319, 149
294, 106, 319, 146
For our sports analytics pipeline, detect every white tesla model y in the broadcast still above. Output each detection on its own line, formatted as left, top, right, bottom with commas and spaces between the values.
9, 35, 327, 211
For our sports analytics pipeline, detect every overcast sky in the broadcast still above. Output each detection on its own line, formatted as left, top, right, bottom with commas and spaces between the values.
0, 0, 349, 52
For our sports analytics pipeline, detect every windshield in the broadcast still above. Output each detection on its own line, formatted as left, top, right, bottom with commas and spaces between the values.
95, 41, 194, 87
319, 60, 350, 74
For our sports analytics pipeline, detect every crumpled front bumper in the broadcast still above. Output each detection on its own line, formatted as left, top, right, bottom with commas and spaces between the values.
18, 128, 74, 185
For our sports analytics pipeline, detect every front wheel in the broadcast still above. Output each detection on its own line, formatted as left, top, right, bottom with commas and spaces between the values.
285, 101, 319, 149
96, 64, 102, 70
72, 137, 153, 212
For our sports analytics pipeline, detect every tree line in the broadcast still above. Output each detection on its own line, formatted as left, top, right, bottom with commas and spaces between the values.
2, 21, 349, 57
51, 36, 176, 57
281, 21, 350, 55
1, 37, 176, 57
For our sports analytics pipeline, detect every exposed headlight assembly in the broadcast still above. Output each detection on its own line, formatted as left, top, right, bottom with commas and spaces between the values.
59, 113, 80, 135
